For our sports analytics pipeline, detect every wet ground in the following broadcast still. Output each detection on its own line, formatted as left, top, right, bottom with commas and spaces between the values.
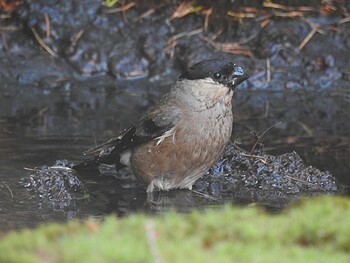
0, 0, 349, 230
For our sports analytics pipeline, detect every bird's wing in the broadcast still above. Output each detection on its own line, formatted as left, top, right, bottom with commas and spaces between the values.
79, 104, 182, 167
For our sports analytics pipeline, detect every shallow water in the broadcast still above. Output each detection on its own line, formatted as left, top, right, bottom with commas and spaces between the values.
0, 81, 349, 231
0, 0, 349, 232
0, 134, 347, 231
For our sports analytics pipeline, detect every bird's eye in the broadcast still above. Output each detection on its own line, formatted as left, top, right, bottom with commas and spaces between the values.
213, 72, 222, 79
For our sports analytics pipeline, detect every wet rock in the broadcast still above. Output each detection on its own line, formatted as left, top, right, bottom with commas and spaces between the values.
17, 0, 102, 52
15, 0, 165, 77
0, 51, 72, 85
138, 23, 170, 76
63, 26, 111, 75
108, 52, 149, 79
253, 20, 304, 59
23, 160, 88, 210
286, 81, 302, 90
193, 180, 209, 192
198, 144, 338, 196
174, 37, 217, 70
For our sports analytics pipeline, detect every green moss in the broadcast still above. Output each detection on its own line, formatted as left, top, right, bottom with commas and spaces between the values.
1, 196, 350, 263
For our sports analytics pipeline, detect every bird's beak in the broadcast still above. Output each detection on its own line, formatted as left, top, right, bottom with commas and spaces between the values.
231, 66, 249, 87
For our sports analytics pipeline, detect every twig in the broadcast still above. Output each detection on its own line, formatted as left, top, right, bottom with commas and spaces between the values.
301, 18, 325, 34
4, 184, 13, 199
250, 122, 282, 154
202, 36, 253, 57
298, 17, 329, 51
240, 153, 268, 164
167, 28, 203, 44
24, 167, 39, 171
49, 166, 74, 171
298, 26, 319, 50
105, 2, 136, 14
337, 16, 350, 24
2, 33, 9, 50
192, 190, 219, 201
135, 8, 155, 21
273, 11, 305, 17
239, 32, 258, 44
170, 2, 203, 20
260, 18, 271, 28
227, 11, 256, 19
44, 13, 51, 38
0, 14, 12, 19
31, 27, 57, 57
28, 106, 49, 123
70, 29, 85, 47
232, 140, 247, 152
164, 28, 203, 55
264, 100, 270, 118
263, 1, 315, 12
91, 129, 97, 148
0, 26, 19, 31
285, 175, 325, 191
297, 121, 313, 136
203, 8, 212, 32
266, 58, 271, 82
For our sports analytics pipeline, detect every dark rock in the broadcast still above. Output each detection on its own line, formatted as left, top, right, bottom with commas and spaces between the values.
198, 144, 338, 195
23, 160, 88, 211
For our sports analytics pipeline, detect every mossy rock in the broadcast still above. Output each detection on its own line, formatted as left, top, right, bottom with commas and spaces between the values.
0, 196, 349, 263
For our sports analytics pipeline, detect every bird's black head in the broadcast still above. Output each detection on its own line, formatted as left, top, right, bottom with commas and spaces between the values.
179, 59, 249, 88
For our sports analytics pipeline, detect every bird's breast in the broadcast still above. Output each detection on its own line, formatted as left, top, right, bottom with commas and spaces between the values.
130, 95, 233, 189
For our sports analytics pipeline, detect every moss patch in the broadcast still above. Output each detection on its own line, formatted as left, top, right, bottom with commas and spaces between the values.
1, 196, 350, 263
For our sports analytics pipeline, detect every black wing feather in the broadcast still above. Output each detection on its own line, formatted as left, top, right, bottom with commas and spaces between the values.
73, 104, 181, 170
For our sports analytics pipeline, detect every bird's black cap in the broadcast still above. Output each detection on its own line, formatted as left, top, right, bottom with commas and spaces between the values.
180, 59, 249, 88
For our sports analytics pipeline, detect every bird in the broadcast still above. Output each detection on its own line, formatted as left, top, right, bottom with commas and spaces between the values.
74, 59, 249, 192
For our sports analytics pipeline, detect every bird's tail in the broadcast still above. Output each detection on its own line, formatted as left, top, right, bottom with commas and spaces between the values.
72, 158, 99, 170
72, 156, 126, 171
